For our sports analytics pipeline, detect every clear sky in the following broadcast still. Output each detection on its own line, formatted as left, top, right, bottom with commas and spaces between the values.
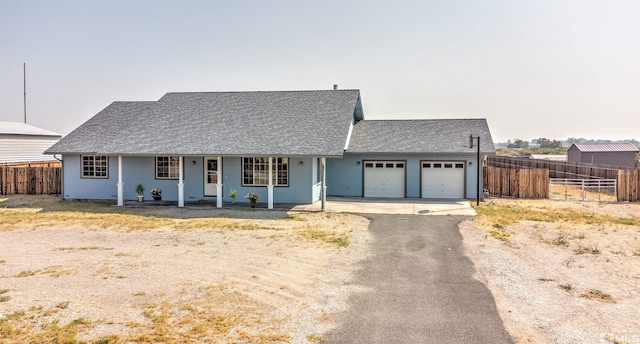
1, 0, 638, 143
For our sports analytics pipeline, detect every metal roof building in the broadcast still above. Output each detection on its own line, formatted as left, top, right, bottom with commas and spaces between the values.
0, 121, 62, 163
567, 143, 639, 168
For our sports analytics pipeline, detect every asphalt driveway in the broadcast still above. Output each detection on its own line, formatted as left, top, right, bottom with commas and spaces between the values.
324, 214, 513, 344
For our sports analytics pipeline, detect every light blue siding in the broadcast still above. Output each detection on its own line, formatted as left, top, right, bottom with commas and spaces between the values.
63, 155, 316, 203
62, 153, 484, 203
326, 156, 363, 196
62, 156, 206, 201
62, 156, 119, 199
218, 157, 314, 204
327, 154, 482, 199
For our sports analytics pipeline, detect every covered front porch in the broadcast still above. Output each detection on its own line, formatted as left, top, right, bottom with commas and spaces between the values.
111, 155, 330, 211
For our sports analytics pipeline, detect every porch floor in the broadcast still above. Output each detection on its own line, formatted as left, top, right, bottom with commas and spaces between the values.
123, 196, 476, 216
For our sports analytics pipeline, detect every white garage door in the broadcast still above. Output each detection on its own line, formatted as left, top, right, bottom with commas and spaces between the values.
421, 162, 465, 198
364, 161, 405, 197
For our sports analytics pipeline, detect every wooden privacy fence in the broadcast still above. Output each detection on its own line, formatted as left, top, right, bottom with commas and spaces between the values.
483, 166, 549, 199
484, 161, 640, 202
486, 155, 622, 179
617, 169, 640, 202
0, 164, 62, 195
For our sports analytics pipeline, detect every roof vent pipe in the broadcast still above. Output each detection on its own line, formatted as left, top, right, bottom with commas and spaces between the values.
333, 84, 338, 90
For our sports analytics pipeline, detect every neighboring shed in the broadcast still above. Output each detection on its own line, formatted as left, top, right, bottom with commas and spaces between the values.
567, 143, 639, 168
0, 121, 62, 163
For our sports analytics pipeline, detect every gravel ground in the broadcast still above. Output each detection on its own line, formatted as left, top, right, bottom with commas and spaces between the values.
0, 197, 372, 343
460, 200, 640, 344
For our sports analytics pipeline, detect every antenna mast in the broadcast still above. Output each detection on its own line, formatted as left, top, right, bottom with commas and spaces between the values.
23, 63, 27, 123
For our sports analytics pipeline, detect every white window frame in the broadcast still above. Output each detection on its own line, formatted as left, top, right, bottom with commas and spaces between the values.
81, 155, 108, 178
156, 156, 180, 179
242, 157, 288, 186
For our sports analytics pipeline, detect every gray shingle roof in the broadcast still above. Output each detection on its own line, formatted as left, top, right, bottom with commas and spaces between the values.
571, 143, 638, 153
46, 90, 362, 157
347, 119, 495, 154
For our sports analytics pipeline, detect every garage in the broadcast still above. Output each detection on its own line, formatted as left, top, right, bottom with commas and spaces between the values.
364, 161, 405, 197
421, 161, 465, 198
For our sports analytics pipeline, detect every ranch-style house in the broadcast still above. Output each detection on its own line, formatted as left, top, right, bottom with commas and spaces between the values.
45, 89, 496, 209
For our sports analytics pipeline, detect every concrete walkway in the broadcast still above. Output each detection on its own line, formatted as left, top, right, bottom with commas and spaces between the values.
323, 214, 513, 344
292, 197, 477, 216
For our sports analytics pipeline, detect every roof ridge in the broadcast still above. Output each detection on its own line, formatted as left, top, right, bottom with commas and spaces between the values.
163, 89, 360, 96
359, 118, 487, 122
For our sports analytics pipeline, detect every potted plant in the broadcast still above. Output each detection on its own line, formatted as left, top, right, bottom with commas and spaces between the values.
135, 184, 144, 202
229, 189, 238, 203
151, 187, 162, 201
245, 191, 258, 208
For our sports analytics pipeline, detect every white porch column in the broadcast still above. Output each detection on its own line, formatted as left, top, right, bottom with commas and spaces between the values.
117, 156, 123, 206
178, 156, 184, 207
268, 157, 274, 209
216, 156, 223, 208
321, 157, 326, 212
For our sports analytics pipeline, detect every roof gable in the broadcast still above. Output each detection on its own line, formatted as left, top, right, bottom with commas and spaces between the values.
47, 90, 362, 157
347, 119, 495, 154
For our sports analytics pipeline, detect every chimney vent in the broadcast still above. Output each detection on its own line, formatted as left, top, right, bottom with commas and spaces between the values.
333, 84, 338, 90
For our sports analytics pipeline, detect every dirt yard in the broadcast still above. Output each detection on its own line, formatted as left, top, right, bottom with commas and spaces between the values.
461, 198, 640, 344
0, 196, 371, 343
2, 195, 639, 344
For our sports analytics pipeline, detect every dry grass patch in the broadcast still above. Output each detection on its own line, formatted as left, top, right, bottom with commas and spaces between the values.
57, 246, 113, 251
41, 265, 78, 278
13, 270, 39, 278
574, 242, 601, 255
296, 224, 350, 248
0, 285, 295, 343
121, 284, 291, 343
307, 333, 325, 342
0, 308, 92, 344
580, 289, 615, 303
0, 289, 10, 303
473, 199, 640, 241
173, 218, 274, 231
0, 208, 175, 231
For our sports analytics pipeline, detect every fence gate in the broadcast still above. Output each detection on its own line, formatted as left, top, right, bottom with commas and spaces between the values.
549, 178, 617, 202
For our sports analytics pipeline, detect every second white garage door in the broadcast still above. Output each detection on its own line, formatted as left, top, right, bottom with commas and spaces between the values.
364, 161, 405, 197
421, 162, 465, 198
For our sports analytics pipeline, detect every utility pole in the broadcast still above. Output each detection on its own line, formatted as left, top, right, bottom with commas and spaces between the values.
23, 63, 27, 123
469, 135, 481, 206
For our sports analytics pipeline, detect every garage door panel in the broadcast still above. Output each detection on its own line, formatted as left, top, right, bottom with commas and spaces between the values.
421, 162, 464, 198
364, 161, 405, 197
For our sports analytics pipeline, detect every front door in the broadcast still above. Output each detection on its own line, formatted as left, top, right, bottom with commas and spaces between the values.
204, 157, 219, 196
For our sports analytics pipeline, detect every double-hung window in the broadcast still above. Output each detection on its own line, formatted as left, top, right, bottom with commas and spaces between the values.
242, 157, 288, 186
156, 156, 180, 179
81, 155, 108, 178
